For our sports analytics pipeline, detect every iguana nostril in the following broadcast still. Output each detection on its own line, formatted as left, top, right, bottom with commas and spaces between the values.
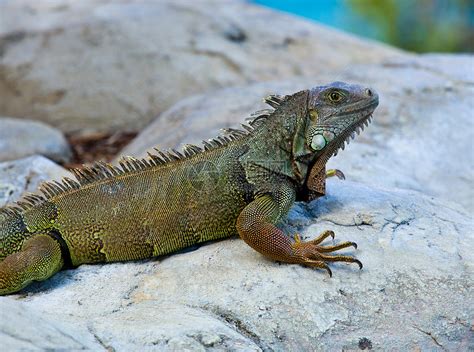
365, 88, 373, 97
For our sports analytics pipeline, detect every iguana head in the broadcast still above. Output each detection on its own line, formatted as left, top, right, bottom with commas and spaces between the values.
306, 82, 378, 153
291, 81, 379, 184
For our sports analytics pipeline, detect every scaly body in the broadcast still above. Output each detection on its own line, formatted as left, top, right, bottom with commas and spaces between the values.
0, 82, 378, 295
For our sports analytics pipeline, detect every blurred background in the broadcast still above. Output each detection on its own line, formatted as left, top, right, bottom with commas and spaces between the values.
256, 0, 474, 52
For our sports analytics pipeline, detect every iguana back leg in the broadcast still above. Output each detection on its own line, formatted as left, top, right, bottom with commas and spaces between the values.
236, 182, 362, 276
0, 234, 64, 295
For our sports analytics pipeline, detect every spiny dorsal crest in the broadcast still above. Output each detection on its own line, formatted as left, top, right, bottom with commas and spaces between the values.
264, 94, 285, 109
0, 94, 289, 217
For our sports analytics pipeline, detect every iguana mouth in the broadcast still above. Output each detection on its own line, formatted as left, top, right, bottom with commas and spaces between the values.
331, 112, 373, 157
305, 101, 377, 178
297, 100, 377, 171
327, 93, 378, 157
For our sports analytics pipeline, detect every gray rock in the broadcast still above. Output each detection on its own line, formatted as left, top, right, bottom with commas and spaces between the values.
122, 54, 474, 212
0, 0, 405, 133
0, 155, 72, 207
0, 117, 72, 163
2, 180, 472, 351
329, 53, 474, 213
0, 299, 102, 350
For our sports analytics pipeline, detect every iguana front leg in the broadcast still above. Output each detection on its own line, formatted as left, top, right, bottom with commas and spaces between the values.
236, 182, 362, 276
0, 234, 64, 295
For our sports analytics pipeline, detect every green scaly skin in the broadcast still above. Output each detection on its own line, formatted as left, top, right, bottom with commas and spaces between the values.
0, 82, 378, 295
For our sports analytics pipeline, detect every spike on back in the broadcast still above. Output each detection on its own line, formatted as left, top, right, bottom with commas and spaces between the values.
0, 91, 289, 216
0, 206, 22, 218
263, 94, 285, 109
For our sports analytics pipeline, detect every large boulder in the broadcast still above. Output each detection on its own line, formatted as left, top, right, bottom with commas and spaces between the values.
122, 54, 474, 213
0, 0, 405, 133
1, 180, 472, 351
0, 117, 72, 163
0, 155, 71, 208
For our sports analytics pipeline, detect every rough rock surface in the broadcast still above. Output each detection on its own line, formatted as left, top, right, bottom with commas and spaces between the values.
0, 299, 101, 350
0, 0, 404, 133
0, 117, 72, 163
0, 155, 71, 208
1, 180, 472, 351
122, 54, 474, 213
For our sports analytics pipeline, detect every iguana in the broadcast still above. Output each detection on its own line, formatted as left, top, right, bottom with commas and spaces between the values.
0, 82, 378, 295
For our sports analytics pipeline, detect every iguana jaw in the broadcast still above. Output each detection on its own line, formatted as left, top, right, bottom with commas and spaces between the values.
319, 99, 378, 159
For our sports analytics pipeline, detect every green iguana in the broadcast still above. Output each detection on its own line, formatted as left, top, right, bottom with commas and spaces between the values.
0, 82, 378, 295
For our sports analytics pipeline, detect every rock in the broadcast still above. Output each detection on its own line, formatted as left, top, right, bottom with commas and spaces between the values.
0, 0, 405, 133
122, 54, 474, 212
1, 180, 472, 351
0, 299, 101, 350
0, 155, 71, 207
0, 117, 72, 163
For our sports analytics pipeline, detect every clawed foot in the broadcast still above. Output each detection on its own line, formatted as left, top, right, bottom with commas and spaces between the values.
326, 169, 345, 180
291, 230, 362, 277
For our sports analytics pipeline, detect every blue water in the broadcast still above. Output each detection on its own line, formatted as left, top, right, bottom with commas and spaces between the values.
254, 0, 381, 41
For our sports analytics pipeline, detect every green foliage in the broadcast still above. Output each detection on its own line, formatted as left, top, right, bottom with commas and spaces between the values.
348, 0, 473, 52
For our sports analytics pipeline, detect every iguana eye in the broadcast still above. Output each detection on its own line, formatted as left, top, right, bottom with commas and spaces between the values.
328, 91, 343, 103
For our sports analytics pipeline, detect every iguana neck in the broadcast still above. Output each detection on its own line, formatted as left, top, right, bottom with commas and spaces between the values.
244, 90, 310, 184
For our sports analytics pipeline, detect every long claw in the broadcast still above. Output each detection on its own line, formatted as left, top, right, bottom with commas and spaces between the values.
316, 241, 358, 252
292, 230, 362, 276
303, 259, 333, 277
326, 169, 345, 180
309, 230, 335, 245
325, 265, 333, 278
319, 253, 363, 270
